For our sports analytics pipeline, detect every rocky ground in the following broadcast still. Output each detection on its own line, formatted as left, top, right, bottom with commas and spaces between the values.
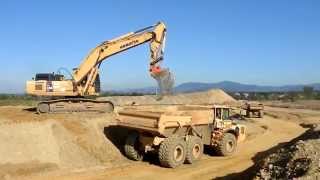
253, 123, 320, 179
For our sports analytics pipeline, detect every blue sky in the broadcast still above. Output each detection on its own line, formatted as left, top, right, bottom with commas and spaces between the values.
0, 0, 319, 93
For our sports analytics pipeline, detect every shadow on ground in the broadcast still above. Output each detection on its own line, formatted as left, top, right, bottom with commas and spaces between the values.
103, 126, 162, 165
23, 107, 37, 112
103, 126, 130, 155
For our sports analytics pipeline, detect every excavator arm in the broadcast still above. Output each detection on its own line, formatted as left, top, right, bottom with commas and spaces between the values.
72, 22, 173, 96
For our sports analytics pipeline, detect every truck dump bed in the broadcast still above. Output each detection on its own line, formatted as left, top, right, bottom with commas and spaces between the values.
117, 105, 214, 136
242, 102, 264, 110
117, 110, 192, 135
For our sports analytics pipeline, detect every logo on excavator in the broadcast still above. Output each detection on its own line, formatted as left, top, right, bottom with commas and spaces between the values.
120, 40, 139, 49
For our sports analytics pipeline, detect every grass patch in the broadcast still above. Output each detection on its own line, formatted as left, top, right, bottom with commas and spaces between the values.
0, 94, 37, 106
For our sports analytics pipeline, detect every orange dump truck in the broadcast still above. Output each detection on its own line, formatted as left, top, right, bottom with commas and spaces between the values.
117, 105, 246, 168
242, 102, 264, 118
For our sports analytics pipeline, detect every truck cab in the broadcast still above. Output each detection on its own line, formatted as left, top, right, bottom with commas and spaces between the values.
213, 105, 232, 128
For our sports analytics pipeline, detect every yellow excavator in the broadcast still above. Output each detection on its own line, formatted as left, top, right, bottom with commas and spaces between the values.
26, 22, 174, 113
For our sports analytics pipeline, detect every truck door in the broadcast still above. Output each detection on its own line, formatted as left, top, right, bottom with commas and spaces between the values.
215, 108, 222, 120
214, 108, 224, 128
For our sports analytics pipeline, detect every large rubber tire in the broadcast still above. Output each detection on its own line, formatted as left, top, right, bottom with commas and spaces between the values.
216, 133, 237, 156
124, 132, 144, 161
158, 136, 187, 168
185, 136, 203, 164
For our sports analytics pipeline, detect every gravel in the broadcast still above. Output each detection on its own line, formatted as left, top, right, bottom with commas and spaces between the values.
254, 124, 320, 179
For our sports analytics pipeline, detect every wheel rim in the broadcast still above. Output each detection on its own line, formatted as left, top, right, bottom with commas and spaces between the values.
226, 140, 234, 152
192, 144, 201, 158
174, 145, 184, 162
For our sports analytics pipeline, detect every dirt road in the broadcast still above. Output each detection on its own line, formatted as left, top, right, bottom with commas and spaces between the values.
13, 107, 310, 180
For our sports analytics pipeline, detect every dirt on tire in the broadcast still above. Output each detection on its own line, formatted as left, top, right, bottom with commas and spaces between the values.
185, 136, 203, 164
159, 136, 187, 168
215, 133, 237, 156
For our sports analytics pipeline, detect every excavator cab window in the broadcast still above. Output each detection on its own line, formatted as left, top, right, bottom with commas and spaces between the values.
54, 74, 64, 81
35, 73, 64, 81
35, 73, 54, 81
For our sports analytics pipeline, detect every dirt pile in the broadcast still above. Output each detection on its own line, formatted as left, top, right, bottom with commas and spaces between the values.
0, 121, 64, 165
100, 89, 237, 106
0, 113, 126, 178
254, 124, 320, 179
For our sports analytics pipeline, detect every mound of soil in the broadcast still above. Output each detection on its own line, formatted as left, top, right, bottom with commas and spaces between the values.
254, 124, 320, 179
0, 113, 127, 178
100, 89, 237, 106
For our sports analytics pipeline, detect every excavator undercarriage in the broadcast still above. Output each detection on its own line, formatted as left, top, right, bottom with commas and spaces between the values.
37, 98, 114, 113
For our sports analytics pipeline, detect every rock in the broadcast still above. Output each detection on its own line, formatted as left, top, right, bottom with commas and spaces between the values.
268, 164, 273, 170
253, 126, 320, 179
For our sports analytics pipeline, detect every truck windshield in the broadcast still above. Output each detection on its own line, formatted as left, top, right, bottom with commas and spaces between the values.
222, 109, 230, 120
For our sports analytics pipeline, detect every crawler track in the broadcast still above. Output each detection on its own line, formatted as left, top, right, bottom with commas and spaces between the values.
37, 98, 114, 113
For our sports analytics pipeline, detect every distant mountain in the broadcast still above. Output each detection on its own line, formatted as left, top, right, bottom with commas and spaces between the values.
175, 81, 320, 92
111, 81, 320, 93
110, 86, 157, 94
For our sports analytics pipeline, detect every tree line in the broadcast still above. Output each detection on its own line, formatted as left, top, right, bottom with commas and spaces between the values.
229, 86, 320, 101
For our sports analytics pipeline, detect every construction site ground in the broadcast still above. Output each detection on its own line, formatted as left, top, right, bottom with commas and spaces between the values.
0, 101, 319, 179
